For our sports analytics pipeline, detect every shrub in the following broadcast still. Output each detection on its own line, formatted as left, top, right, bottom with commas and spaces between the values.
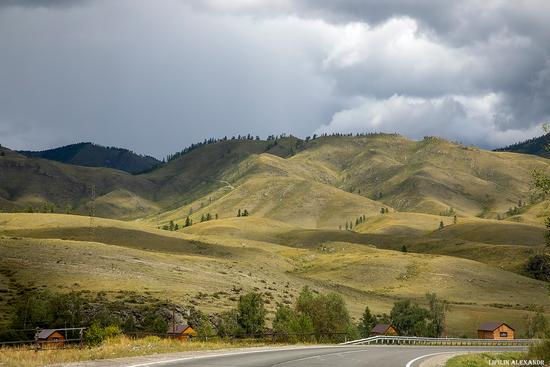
529, 339, 550, 362
526, 254, 550, 281
390, 300, 431, 337
84, 323, 122, 346
216, 310, 239, 337
295, 286, 352, 341
237, 292, 266, 335
273, 305, 314, 342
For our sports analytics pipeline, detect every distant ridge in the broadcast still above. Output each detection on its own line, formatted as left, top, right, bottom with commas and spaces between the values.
494, 133, 550, 158
19, 142, 161, 174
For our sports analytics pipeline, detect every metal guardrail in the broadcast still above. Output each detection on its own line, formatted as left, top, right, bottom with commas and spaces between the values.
341, 335, 540, 346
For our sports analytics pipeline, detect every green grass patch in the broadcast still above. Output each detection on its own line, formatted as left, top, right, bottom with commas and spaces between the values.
446, 352, 526, 367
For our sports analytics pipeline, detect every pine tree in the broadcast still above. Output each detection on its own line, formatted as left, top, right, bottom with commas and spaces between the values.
237, 209, 241, 217
185, 216, 191, 227
174, 223, 179, 231
201, 214, 206, 222
215, 213, 218, 220
243, 209, 249, 216
453, 215, 457, 225
439, 221, 444, 230
401, 245, 408, 253
169, 220, 175, 231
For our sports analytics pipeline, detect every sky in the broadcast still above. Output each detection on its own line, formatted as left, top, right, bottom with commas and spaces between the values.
1, 0, 550, 158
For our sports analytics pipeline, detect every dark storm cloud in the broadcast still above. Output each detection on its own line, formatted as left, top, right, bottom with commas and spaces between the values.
0, 0, 549, 156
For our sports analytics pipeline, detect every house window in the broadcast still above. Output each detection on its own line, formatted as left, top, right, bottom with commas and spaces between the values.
500, 332, 508, 337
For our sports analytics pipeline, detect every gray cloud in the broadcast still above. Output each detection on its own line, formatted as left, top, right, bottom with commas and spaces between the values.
0, 0, 549, 157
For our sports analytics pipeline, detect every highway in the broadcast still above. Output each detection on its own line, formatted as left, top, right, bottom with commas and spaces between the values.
127, 345, 526, 367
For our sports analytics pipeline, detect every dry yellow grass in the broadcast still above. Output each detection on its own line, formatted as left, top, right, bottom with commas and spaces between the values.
1, 213, 548, 337
0, 336, 268, 367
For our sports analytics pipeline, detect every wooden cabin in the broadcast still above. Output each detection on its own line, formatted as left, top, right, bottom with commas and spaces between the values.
166, 324, 196, 341
36, 329, 65, 348
371, 324, 398, 336
477, 322, 514, 340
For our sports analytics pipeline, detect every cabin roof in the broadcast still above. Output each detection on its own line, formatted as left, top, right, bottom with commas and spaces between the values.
166, 324, 192, 334
36, 329, 63, 339
371, 324, 394, 333
478, 322, 514, 331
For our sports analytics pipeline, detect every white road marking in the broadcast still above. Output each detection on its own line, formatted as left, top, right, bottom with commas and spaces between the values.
405, 352, 455, 367
124, 345, 346, 367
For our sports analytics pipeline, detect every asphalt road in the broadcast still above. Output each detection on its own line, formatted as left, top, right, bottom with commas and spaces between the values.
135, 345, 526, 367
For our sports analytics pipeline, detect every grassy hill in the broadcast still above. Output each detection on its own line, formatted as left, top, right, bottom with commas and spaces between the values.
19, 142, 161, 174
4, 134, 550, 221
3, 135, 550, 337
0, 213, 547, 337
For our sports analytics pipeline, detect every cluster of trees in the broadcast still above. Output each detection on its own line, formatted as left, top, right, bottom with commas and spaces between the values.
166, 135, 261, 162
358, 293, 448, 338
526, 254, 550, 281
273, 287, 353, 342
201, 213, 218, 222
162, 220, 179, 231
165, 132, 400, 163
2, 290, 174, 342
439, 207, 456, 216
341, 215, 366, 231
237, 209, 249, 217
380, 207, 389, 214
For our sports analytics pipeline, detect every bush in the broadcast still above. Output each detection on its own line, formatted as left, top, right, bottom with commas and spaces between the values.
237, 292, 266, 335
216, 310, 239, 337
529, 339, 550, 362
390, 300, 431, 337
295, 286, 352, 342
84, 323, 122, 346
143, 313, 168, 334
273, 305, 314, 342
526, 254, 550, 281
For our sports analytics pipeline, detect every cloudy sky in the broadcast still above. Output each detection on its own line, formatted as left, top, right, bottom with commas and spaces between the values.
1, 0, 550, 158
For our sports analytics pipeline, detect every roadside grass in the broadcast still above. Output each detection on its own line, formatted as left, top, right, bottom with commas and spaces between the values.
0, 336, 269, 367
445, 352, 526, 367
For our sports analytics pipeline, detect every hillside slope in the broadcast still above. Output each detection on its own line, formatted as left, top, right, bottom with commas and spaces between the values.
495, 132, 550, 158
3, 134, 550, 224
19, 142, 161, 174
1, 213, 547, 337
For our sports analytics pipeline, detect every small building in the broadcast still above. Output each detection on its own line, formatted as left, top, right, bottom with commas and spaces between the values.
166, 324, 196, 341
371, 324, 398, 336
477, 322, 514, 340
36, 329, 65, 348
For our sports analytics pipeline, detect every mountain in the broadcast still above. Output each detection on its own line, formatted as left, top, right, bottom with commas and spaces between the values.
19, 142, 161, 174
3, 134, 550, 220
495, 133, 550, 158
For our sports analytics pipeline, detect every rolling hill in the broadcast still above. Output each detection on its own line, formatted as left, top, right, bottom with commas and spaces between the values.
19, 142, 161, 174
1, 213, 548, 337
2, 134, 550, 337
